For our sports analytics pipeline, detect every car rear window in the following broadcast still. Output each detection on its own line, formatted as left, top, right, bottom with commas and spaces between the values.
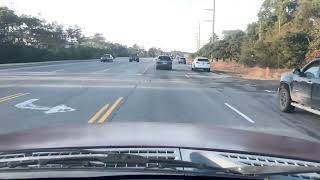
180, 58, 186, 60
104, 55, 111, 58
198, 58, 209, 62
159, 56, 171, 61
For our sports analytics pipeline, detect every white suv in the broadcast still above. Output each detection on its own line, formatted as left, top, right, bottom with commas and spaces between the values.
191, 57, 210, 72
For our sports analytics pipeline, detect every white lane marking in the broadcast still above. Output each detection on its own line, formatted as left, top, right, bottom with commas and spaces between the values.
142, 63, 153, 74
15, 99, 76, 114
224, 103, 255, 123
0, 63, 76, 72
51, 69, 64, 73
265, 90, 276, 93
185, 74, 190, 78
93, 68, 111, 74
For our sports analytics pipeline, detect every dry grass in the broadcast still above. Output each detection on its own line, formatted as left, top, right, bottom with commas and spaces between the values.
212, 61, 291, 80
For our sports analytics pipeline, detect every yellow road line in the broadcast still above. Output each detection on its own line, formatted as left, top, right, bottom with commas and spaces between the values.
88, 103, 110, 124
0, 93, 29, 103
0, 93, 24, 101
98, 97, 124, 124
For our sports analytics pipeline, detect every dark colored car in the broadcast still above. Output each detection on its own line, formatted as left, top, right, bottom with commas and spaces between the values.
100, 54, 114, 62
1, 122, 320, 179
279, 59, 320, 115
129, 54, 139, 62
156, 55, 172, 70
178, 57, 186, 64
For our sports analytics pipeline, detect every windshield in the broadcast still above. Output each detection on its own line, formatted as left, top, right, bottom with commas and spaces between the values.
159, 56, 172, 61
197, 58, 209, 62
1, 0, 320, 179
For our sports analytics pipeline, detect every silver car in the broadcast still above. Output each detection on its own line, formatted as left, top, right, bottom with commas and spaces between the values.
100, 54, 114, 62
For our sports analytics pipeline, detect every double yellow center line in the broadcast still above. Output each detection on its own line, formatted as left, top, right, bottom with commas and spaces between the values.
88, 97, 124, 124
0, 93, 29, 103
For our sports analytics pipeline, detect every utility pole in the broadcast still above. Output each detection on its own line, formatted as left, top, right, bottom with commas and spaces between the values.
204, 0, 216, 43
212, 0, 215, 43
194, 22, 201, 50
198, 21, 201, 49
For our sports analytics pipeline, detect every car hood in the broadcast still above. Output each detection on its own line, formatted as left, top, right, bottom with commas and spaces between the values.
0, 122, 319, 162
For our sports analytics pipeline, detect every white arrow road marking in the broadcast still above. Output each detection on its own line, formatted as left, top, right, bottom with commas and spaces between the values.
15, 99, 50, 111
45, 105, 76, 114
15, 99, 76, 114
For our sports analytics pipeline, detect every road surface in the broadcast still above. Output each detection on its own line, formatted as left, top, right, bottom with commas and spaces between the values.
0, 57, 320, 142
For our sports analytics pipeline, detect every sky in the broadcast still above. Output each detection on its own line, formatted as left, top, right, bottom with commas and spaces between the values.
1, 0, 264, 52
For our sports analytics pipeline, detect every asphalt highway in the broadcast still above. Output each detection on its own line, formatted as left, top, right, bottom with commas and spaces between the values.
1, 57, 320, 142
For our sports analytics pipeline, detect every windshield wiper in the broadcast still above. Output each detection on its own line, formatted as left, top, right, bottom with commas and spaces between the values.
1, 150, 320, 178
0, 150, 229, 173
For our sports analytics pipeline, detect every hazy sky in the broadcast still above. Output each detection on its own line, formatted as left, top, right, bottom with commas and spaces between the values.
1, 0, 263, 52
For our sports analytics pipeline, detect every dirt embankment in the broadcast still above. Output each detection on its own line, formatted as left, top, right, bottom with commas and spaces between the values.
211, 61, 290, 80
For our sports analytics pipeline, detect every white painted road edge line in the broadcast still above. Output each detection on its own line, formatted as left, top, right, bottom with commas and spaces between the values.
185, 74, 190, 78
224, 103, 255, 123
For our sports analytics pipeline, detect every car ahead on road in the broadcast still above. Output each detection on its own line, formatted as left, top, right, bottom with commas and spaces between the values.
178, 57, 186, 64
279, 59, 320, 115
1, 122, 320, 180
156, 55, 172, 70
100, 54, 114, 62
192, 57, 210, 72
129, 54, 139, 62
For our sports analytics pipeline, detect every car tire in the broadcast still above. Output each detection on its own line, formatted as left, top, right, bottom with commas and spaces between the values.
279, 85, 295, 113
207, 68, 210, 72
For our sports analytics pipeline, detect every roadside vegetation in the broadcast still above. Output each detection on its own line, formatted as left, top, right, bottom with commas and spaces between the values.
194, 0, 320, 69
0, 7, 175, 64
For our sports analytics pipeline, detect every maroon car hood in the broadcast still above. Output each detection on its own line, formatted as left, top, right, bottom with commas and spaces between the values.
0, 122, 319, 162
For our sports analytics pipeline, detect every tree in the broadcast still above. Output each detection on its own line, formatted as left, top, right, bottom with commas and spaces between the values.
148, 47, 163, 57
0, 6, 154, 63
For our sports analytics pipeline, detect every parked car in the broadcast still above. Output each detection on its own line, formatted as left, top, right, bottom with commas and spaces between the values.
191, 57, 210, 72
129, 54, 139, 62
100, 54, 114, 62
278, 59, 320, 115
178, 57, 186, 64
156, 55, 172, 70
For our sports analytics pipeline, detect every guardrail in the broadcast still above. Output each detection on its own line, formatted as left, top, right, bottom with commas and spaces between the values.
0, 59, 98, 70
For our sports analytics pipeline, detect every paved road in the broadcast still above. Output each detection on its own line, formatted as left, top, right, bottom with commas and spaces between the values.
0, 57, 320, 142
